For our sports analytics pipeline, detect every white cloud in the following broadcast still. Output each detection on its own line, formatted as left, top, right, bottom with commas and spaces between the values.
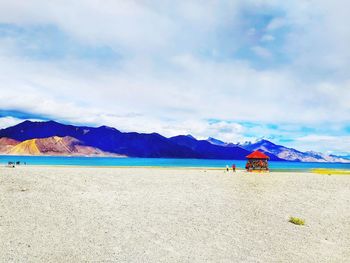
0, 49, 348, 131
0, 117, 25, 129
266, 17, 286, 31
260, 34, 275, 42
0, 0, 243, 56
251, 46, 272, 58
0, 0, 349, 154
293, 135, 350, 155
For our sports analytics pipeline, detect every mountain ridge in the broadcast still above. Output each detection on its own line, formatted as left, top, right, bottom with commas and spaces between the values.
237, 139, 349, 163
0, 120, 347, 162
169, 135, 261, 160
0, 120, 247, 159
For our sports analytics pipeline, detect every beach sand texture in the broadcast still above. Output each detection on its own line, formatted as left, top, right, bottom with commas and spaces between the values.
1, 166, 349, 262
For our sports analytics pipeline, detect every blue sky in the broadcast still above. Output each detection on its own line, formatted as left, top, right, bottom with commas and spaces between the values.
0, 1, 349, 155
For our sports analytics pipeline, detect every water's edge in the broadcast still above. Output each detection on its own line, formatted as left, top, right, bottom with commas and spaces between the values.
1, 155, 349, 171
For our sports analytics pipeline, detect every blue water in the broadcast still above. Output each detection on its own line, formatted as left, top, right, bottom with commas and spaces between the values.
0, 155, 349, 171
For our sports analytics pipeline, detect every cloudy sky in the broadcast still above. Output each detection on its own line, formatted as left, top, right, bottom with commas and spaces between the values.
0, 0, 349, 155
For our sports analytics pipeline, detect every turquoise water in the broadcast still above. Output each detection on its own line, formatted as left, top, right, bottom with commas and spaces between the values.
0, 155, 349, 171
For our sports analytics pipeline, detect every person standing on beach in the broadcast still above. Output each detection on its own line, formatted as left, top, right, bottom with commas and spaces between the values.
232, 164, 236, 172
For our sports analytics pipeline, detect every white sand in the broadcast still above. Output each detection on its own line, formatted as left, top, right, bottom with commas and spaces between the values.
0, 166, 349, 262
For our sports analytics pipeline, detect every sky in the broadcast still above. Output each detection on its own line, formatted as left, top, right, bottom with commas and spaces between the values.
0, 0, 349, 155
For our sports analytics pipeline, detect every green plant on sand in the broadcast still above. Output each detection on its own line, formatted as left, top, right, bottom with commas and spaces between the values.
289, 216, 305, 226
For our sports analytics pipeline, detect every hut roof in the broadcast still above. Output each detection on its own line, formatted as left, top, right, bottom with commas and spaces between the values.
246, 150, 269, 159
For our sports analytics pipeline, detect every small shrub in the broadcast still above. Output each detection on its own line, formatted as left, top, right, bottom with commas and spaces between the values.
289, 216, 305, 226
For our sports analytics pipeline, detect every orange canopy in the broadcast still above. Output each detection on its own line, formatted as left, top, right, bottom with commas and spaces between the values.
246, 150, 269, 159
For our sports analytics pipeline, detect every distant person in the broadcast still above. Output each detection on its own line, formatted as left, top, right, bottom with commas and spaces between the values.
232, 164, 236, 172
226, 165, 229, 172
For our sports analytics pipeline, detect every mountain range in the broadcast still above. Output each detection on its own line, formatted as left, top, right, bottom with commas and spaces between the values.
237, 139, 349, 163
0, 120, 348, 162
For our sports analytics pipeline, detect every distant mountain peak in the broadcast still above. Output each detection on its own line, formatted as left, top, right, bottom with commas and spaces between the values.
98, 125, 118, 131
237, 139, 275, 147
240, 138, 349, 163
46, 120, 59, 124
206, 137, 228, 146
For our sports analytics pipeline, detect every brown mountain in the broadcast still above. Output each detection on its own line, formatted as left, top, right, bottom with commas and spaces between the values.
0, 137, 20, 153
3, 136, 123, 157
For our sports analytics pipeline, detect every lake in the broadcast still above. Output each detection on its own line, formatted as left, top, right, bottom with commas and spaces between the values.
1, 155, 349, 171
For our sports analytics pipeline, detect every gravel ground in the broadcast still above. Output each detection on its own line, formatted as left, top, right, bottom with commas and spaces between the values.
0, 166, 349, 262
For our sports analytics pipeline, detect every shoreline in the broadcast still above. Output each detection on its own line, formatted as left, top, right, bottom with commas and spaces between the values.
1, 154, 350, 163
2, 164, 350, 174
1, 155, 350, 173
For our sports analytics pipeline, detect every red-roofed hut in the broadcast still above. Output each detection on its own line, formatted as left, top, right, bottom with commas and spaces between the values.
245, 150, 269, 172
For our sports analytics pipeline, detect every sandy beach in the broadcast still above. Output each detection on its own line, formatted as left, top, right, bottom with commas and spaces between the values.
0, 166, 349, 262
